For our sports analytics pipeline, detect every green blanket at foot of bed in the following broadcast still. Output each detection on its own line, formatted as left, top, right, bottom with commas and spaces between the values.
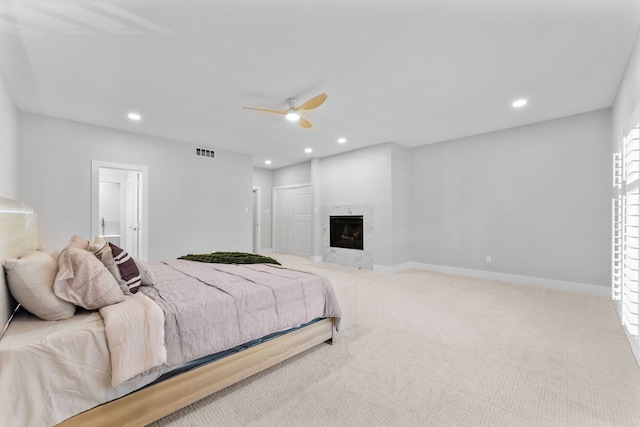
178, 252, 281, 265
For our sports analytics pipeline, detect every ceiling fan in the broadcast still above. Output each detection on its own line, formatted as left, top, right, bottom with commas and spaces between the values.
242, 93, 327, 128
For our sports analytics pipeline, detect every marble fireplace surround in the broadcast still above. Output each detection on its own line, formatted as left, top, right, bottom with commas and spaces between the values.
322, 204, 374, 269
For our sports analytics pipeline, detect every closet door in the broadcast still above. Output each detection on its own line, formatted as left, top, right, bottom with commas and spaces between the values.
274, 185, 312, 257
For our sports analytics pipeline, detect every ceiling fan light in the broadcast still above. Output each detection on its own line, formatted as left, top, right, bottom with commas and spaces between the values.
285, 111, 300, 121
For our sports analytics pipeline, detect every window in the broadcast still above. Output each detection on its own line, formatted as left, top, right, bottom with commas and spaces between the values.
613, 104, 640, 339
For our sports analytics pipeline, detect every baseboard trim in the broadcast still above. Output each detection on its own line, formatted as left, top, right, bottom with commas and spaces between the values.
373, 263, 412, 274
310, 256, 323, 263
258, 248, 274, 254
408, 262, 609, 297
371, 261, 608, 296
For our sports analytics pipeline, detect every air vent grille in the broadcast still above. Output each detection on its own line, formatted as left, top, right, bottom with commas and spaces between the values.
195, 148, 215, 158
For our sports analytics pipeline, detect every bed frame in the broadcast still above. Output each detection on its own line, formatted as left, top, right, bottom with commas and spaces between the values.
58, 318, 333, 427
0, 198, 335, 427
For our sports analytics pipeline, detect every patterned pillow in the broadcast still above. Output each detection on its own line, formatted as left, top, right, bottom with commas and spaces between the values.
90, 238, 141, 294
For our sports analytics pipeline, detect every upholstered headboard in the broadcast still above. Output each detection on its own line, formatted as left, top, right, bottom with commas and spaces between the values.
0, 197, 37, 337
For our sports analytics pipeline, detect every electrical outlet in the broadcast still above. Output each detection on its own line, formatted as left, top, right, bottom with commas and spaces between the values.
486, 256, 492, 263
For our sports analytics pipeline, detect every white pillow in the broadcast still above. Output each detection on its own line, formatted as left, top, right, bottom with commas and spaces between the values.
53, 247, 125, 310
36, 245, 61, 261
4, 251, 76, 320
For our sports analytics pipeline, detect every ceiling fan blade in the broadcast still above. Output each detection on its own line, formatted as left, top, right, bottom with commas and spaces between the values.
298, 117, 313, 128
296, 93, 327, 111
242, 106, 288, 115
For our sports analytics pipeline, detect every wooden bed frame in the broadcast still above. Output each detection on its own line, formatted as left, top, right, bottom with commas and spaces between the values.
0, 198, 335, 427
58, 318, 334, 427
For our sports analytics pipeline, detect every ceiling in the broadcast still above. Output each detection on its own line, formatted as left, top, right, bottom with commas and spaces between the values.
0, 0, 639, 168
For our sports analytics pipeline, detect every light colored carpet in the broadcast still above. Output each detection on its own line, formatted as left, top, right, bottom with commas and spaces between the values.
149, 255, 640, 427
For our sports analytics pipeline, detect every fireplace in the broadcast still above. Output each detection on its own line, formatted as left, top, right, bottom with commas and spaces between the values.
330, 216, 364, 250
322, 205, 373, 269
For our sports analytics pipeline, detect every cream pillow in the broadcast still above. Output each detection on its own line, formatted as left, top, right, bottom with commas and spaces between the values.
36, 245, 61, 261
53, 247, 125, 310
67, 234, 90, 250
4, 250, 76, 320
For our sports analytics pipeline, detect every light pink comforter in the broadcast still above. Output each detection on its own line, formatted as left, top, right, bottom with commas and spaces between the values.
141, 260, 342, 367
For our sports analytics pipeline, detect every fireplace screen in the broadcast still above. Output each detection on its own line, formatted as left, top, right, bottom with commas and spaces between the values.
330, 216, 364, 250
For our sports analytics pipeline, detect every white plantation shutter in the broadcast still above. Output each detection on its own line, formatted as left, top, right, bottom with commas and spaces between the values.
615, 112, 640, 339
623, 189, 639, 336
613, 151, 623, 303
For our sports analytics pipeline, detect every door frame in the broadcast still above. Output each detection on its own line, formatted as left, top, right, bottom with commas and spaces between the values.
91, 160, 149, 261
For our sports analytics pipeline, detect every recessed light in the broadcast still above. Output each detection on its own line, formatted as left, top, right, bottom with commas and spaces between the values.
305, 148, 312, 153
265, 160, 272, 165
128, 112, 141, 121
512, 99, 527, 108
338, 137, 346, 143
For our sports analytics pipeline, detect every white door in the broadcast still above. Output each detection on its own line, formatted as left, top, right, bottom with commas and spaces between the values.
125, 171, 141, 258
274, 186, 312, 257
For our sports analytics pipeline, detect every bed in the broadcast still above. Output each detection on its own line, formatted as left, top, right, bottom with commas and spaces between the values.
0, 197, 342, 427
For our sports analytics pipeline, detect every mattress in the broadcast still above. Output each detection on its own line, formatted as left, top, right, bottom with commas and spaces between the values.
0, 310, 162, 427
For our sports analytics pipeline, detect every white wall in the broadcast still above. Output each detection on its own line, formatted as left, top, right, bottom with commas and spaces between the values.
267, 111, 611, 286
18, 112, 254, 260
410, 109, 612, 288
0, 73, 18, 199
252, 167, 273, 250
612, 27, 640, 141
272, 161, 311, 187
391, 144, 410, 265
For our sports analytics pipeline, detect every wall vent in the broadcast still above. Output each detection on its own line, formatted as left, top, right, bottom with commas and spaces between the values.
195, 148, 215, 158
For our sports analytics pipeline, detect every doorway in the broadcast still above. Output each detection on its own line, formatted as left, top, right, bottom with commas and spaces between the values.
91, 161, 148, 260
252, 187, 261, 253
